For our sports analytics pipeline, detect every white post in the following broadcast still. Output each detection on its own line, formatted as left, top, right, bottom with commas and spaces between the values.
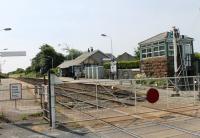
167, 79, 169, 109
95, 81, 98, 110
96, 66, 99, 79
173, 27, 178, 76
173, 27, 179, 94
193, 77, 196, 105
132, 80, 136, 112
198, 76, 200, 101
0, 63, 1, 84
92, 66, 94, 79
88, 67, 90, 79
50, 74, 56, 129
85, 67, 87, 79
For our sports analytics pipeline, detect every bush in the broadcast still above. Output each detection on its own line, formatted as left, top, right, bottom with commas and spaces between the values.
104, 61, 140, 69
195, 52, 200, 59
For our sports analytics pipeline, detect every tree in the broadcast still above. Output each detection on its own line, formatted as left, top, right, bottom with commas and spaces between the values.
31, 44, 65, 72
25, 66, 32, 74
134, 46, 140, 60
8, 68, 25, 74
15, 68, 25, 73
65, 48, 82, 60
194, 52, 200, 59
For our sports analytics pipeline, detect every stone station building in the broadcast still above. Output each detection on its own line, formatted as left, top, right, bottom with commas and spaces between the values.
138, 31, 194, 77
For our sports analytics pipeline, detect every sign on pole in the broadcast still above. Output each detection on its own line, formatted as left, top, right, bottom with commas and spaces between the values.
0, 51, 26, 57
146, 88, 159, 103
111, 61, 117, 73
10, 83, 22, 100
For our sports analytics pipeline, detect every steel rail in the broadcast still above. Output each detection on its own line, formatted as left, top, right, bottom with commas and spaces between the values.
56, 99, 142, 138
55, 86, 134, 106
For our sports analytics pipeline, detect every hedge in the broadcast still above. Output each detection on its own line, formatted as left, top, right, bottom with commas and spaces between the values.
103, 61, 140, 69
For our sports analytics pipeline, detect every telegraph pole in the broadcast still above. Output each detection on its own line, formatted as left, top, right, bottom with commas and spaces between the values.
172, 26, 180, 95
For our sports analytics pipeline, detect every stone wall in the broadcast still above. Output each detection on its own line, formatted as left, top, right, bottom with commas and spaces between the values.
140, 57, 168, 77
104, 69, 140, 79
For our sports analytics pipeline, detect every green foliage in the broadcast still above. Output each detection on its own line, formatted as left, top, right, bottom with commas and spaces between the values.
194, 52, 200, 59
103, 62, 110, 69
29, 112, 43, 117
25, 66, 32, 74
65, 48, 82, 60
31, 44, 65, 72
8, 44, 65, 78
134, 46, 140, 60
8, 68, 25, 75
104, 61, 140, 69
136, 79, 167, 88
0, 73, 8, 78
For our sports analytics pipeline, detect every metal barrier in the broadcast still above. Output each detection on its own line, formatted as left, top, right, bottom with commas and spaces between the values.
0, 79, 43, 122
53, 76, 200, 137
128, 76, 200, 111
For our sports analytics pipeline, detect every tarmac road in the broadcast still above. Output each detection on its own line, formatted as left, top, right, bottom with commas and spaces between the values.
0, 122, 98, 138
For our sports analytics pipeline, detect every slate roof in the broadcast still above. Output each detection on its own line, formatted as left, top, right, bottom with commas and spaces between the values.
117, 52, 135, 61
105, 53, 116, 59
138, 32, 168, 46
58, 50, 107, 68
139, 32, 194, 46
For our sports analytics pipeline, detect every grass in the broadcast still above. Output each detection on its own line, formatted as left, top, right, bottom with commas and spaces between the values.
28, 112, 43, 118
136, 79, 167, 88
9, 72, 40, 78
0, 113, 11, 123
21, 115, 28, 120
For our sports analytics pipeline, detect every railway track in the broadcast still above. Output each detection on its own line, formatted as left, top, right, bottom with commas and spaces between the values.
15, 77, 200, 137
55, 85, 136, 106
16, 77, 138, 106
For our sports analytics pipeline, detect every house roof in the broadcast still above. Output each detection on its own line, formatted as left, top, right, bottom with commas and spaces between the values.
139, 32, 194, 46
117, 52, 135, 61
138, 32, 168, 46
58, 50, 107, 68
105, 53, 116, 59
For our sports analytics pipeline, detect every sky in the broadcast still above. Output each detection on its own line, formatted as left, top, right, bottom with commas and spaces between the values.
0, 0, 200, 73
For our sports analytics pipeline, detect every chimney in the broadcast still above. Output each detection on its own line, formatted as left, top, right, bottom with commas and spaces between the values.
91, 47, 93, 52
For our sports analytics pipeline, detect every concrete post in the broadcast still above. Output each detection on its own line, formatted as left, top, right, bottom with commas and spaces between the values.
193, 77, 196, 105
88, 67, 90, 79
96, 66, 98, 79
85, 67, 87, 79
95, 81, 98, 110
50, 74, 56, 129
92, 66, 94, 79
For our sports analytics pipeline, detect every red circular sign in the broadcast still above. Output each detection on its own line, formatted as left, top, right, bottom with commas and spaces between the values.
146, 88, 159, 103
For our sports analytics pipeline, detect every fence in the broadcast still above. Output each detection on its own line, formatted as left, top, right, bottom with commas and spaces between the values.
53, 76, 200, 137
0, 78, 43, 122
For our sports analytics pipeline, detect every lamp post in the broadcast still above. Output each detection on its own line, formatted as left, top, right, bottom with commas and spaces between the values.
0, 28, 12, 31
101, 34, 116, 79
62, 46, 74, 76
101, 34, 113, 61
0, 28, 12, 84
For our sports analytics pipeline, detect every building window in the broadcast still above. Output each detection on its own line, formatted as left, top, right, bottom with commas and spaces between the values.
168, 51, 174, 56
153, 47, 159, 56
147, 48, 152, 57
168, 42, 174, 56
160, 51, 165, 56
159, 41, 164, 44
141, 43, 166, 59
159, 45, 165, 50
159, 45, 165, 56
142, 49, 147, 58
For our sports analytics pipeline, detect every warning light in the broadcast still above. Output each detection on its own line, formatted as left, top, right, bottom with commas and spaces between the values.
146, 88, 159, 103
